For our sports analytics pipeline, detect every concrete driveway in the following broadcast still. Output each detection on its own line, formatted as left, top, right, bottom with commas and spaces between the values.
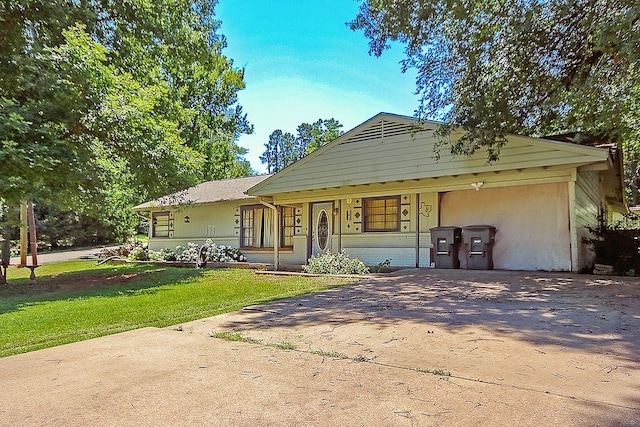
0, 269, 639, 426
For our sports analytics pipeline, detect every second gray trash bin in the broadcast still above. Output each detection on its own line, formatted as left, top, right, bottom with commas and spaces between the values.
462, 225, 496, 270
430, 226, 462, 269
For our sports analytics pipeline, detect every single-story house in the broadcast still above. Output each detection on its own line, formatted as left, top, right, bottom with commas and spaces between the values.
134, 112, 626, 271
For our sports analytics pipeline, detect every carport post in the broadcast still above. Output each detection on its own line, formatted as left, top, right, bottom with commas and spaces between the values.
568, 173, 578, 272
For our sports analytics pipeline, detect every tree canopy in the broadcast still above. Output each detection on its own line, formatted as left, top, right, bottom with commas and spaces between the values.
0, 0, 253, 241
1, 0, 252, 209
350, 0, 640, 202
260, 118, 343, 173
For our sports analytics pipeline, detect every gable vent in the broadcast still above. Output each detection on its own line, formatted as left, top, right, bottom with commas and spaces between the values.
344, 120, 424, 144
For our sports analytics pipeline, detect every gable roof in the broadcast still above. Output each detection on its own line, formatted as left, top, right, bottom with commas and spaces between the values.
248, 112, 613, 196
132, 174, 271, 211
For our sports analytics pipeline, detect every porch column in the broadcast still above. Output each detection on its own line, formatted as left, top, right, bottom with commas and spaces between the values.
415, 193, 420, 268
338, 199, 342, 253
259, 198, 279, 270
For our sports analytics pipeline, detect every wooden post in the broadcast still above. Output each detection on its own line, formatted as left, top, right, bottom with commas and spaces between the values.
20, 201, 27, 267
0, 239, 9, 284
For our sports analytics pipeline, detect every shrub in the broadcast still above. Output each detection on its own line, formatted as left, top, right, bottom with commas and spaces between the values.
100, 241, 145, 258
370, 258, 392, 273
128, 246, 149, 261
103, 240, 246, 265
303, 250, 370, 275
175, 240, 246, 263
175, 242, 200, 262
202, 240, 247, 262
585, 210, 640, 276
149, 248, 177, 261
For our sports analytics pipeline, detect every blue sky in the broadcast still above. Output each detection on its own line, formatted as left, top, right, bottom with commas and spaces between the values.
216, 0, 419, 173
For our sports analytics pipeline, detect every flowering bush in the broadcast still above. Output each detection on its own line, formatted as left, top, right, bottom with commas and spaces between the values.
303, 250, 369, 275
175, 242, 200, 262
128, 245, 149, 261
175, 240, 246, 263
148, 248, 177, 261
202, 240, 247, 262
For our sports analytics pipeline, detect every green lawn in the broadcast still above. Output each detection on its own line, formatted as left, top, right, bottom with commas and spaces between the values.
0, 261, 354, 358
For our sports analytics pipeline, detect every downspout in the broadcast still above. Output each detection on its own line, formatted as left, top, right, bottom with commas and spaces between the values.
338, 199, 342, 253
259, 198, 280, 270
415, 193, 420, 268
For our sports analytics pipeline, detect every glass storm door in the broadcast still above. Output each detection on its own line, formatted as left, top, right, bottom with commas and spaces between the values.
311, 202, 332, 256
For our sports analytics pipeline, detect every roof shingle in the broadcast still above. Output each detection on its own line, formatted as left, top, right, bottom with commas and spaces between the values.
132, 175, 272, 211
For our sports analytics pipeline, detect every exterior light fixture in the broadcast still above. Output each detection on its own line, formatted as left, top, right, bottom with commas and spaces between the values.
184, 216, 190, 223
470, 181, 484, 191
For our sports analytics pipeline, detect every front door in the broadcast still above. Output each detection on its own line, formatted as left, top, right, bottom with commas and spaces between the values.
311, 202, 333, 256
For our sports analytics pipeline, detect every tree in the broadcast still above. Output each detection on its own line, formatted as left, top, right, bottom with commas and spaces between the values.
296, 118, 344, 154
260, 119, 344, 173
260, 130, 295, 173
349, 1, 640, 178
0, 1, 251, 207
1, 0, 252, 241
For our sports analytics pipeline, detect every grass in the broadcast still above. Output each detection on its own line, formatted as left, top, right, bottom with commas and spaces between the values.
0, 261, 354, 358
414, 367, 451, 376
270, 341, 297, 350
210, 331, 261, 344
210, 332, 296, 350
310, 349, 349, 359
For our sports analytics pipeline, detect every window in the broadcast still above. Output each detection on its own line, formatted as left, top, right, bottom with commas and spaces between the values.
152, 212, 170, 237
241, 205, 295, 249
281, 206, 295, 248
363, 196, 400, 232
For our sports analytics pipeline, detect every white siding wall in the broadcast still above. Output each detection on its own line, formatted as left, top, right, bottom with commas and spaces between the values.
173, 202, 239, 239
441, 183, 572, 271
575, 170, 603, 270
328, 193, 438, 267
147, 202, 309, 267
339, 235, 432, 267
255, 123, 607, 195
147, 200, 242, 252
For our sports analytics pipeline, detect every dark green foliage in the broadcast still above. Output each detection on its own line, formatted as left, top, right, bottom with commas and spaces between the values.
350, 0, 640, 200
585, 211, 640, 275
0, 0, 252, 240
260, 119, 343, 173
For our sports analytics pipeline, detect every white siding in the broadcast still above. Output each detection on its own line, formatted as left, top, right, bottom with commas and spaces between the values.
171, 202, 239, 239
575, 170, 602, 270
441, 183, 572, 271
250, 115, 609, 197
147, 200, 242, 252
337, 232, 433, 268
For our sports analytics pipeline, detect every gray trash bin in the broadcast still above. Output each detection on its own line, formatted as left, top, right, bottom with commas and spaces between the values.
462, 225, 496, 270
430, 226, 462, 269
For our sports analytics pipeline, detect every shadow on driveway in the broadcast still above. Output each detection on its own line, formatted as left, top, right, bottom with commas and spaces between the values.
217, 269, 640, 361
